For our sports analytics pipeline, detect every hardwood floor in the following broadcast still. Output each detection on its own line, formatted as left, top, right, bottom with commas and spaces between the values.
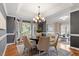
70, 48, 79, 56
5, 44, 18, 56
4, 43, 79, 56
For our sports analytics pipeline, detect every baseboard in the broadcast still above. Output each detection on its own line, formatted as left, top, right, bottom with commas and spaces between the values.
70, 46, 79, 51
2, 44, 8, 56
1, 33, 15, 56
2, 42, 15, 56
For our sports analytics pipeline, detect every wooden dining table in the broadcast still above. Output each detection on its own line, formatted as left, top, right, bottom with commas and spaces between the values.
30, 38, 39, 44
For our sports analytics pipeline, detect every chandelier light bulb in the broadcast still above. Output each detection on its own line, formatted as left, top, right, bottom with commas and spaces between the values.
35, 19, 37, 22
42, 17, 45, 21
33, 18, 35, 21
36, 16, 39, 20
33, 6, 45, 23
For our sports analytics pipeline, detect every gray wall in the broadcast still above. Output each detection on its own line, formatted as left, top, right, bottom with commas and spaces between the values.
0, 3, 7, 55
71, 36, 79, 48
7, 16, 15, 33
70, 10, 79, 48
71, 11, 79, 34
0, 30, 6, 36
7, 16, 15, 43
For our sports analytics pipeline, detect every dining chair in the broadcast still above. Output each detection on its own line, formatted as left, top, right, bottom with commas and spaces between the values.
37, 36, 49, 56
22, 36, 33, 56
49, 34, 59, 55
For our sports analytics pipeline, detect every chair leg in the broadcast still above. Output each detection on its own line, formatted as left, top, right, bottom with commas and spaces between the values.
47, 51, 49, 56
47, 49, 50, 56
39, 51, 40, 56
23, 47, 25, 55
55, 47, 58, 56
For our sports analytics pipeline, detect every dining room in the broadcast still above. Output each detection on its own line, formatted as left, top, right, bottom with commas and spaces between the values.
1, 3, 79, 56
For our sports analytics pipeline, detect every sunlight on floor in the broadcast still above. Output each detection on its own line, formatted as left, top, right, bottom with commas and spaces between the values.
58, 43, 70, 52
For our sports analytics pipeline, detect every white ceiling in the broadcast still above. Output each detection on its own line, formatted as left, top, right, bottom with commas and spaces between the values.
3, 3, 79, 24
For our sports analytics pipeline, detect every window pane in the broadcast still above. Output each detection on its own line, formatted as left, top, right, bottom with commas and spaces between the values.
20, 22, 31, 37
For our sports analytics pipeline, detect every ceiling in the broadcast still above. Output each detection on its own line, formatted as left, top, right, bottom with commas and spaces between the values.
3, 3, 79, 24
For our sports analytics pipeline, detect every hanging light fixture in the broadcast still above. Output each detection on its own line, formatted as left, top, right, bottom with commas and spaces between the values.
33, 6, 45, 23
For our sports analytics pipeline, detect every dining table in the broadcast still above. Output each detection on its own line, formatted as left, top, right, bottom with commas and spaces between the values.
30, 38, 39, 44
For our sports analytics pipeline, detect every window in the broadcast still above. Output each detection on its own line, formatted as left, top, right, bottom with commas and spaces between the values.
20, 22, 31, 38
61, 24, 70, 35
47, 25, 54, 35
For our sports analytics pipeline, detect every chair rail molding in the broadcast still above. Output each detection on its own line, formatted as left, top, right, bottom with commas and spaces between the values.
0, 33, 15, 41
70, 34, 79, 37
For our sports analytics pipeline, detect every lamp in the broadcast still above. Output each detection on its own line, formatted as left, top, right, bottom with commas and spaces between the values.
33, 6, 45, 23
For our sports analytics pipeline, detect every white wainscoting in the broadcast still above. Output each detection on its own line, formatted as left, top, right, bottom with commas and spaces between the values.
71, 34, 79, 37
0, 33, 15, 56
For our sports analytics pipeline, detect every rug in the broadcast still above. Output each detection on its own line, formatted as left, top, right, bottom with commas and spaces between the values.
23, 47, 71, 56
41, 47, 71, 56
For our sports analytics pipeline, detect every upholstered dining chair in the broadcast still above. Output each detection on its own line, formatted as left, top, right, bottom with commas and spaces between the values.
49, 34, 59, 55
37, 36, 49, 56
22, 36, 33, 56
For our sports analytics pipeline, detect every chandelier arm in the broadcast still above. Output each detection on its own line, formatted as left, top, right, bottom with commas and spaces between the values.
33, 6, 45, 23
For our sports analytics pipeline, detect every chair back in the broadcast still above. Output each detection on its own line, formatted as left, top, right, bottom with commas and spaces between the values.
37, 36, 49, 52
22, 36, 33, 49
54, 34, 59, 47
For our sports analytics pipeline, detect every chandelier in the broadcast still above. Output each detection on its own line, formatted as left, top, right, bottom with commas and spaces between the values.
33, 6, 45, 23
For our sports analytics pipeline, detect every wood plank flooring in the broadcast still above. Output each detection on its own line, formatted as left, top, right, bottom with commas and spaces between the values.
70, 48, 79, 56
4, 43, 79, 56
5, 44, 18, 56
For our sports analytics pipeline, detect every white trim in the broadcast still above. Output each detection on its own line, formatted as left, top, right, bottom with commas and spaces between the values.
7, 33, 15, 35
70, 46, 79, 51
0, 33, 15, 41
0, 33, 15, 56
2, 44, 8, 56
70, 34, 79, 37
